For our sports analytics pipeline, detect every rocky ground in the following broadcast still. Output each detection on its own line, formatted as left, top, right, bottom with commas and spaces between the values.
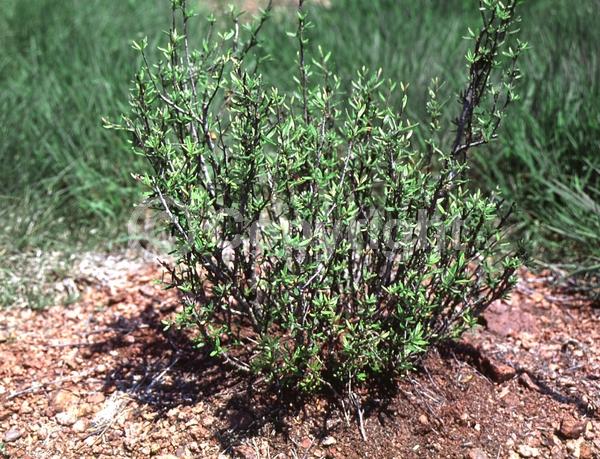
0, 254, 599, 458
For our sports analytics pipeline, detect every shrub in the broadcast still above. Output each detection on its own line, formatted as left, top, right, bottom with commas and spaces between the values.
112, 0, 525, 391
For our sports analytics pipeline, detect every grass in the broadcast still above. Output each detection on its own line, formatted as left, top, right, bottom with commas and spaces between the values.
0, 0, 168, 252
475, 1, 600, 269
1, 0, 598, 275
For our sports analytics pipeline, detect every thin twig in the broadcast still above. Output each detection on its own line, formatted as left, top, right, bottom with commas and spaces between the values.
6, 369, 96, 400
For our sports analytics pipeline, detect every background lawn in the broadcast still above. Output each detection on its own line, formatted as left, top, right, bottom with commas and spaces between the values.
1, 0, 598, 275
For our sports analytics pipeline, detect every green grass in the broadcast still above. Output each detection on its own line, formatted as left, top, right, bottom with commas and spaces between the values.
473, 0, 599, 272
1, 0, 598, 274
0, 0, 168, 252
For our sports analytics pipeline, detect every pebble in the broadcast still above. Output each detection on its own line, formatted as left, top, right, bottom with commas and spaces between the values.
56, 411, 78, 426
72, 419, 87, 433
37, 426, 48, 440
20, 400, 33, 414
300, 437, 313, 449
580, 443, 593, 459
484, 357, 516, 383
559, 417, 586, 439
51, 389, 78, 413
467, 448, 489, 459
87, 392, 105, 404
189, 424, 208, 441
233, 444, 258, 459
96, 364, 107, 373
3, 428, 22, 442
517, 444, 540, 457
517, 373, 539, 392
566, 438, 583, 457
202, 415, 215, 427
584, 422, 594, 440
107, 293, 126, 305
139, 286, 157, 298
321, 436, 337, 446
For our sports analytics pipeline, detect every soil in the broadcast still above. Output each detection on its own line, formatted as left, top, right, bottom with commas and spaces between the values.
1, 255, 599, 458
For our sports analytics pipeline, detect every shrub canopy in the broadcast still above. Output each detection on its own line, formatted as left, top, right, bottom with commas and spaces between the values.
113, 0, 526, 391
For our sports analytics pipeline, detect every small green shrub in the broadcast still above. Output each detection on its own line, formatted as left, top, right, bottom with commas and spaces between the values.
113, 0, 525, 391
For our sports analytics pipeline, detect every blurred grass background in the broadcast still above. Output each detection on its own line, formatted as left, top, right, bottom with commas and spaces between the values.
0, 0, 598, 278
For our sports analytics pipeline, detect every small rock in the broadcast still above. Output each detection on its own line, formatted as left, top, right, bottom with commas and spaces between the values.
498, 386, 511, 399
418, 414, 429, 425
482, 301, 538, 337
518, 373, 540, 392
64, 349, 79, 369
580, 443, 593, 459
189, 424, 208, 440
566, 438, 583, 457
77, 403, 94, 417
467, 448, 489, 459
483, 358, 516, 383
139, 286, 157, 298
300, 437, 313, 449
517, 444, 540, 457
584, 422, 594, 440
559, 417, 586, 439
3, 428, 22, 442
65, 308, 81, 320
37, 426, 48, 440
321, 436, 337, 446
142, 412, 157, 421
107, 293, 126, 305
56, 411, 77, 426
201, 415, 215, 427
72, 420, 87, 433
233, 444, 258, 459
20, 400, 33, 414
51, 389, 78, 413
151, 442, 161, 454
124, 436, 137, 451
518, 332, 536, 350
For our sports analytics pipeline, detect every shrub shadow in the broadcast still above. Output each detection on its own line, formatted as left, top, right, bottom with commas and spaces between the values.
84, 299, 358, 452
441, 340, 596, 417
